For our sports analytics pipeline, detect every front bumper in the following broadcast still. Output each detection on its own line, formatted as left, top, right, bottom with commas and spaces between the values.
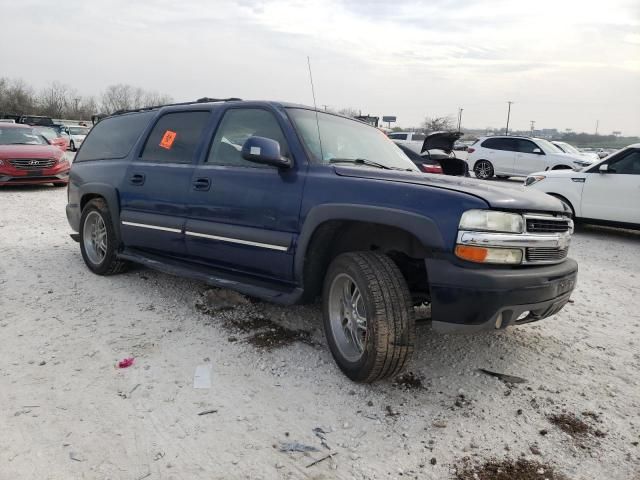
0, 168, 69, 186
426, 257, 578, 333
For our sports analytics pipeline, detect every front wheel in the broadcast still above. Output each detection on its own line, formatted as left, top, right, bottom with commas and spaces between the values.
322, 252, 415, 383
70, 141, 76, 152
474, 160, 494, 179
79, 199, 128, 275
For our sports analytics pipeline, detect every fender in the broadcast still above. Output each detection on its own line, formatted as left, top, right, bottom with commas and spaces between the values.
294, 203, 445, 282
77, 182, 123, 244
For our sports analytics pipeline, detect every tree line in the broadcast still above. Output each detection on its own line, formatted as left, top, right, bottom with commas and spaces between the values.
0, 78, 173, 120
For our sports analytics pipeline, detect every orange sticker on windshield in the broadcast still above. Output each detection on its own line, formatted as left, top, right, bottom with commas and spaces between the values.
159, 130, 177, 149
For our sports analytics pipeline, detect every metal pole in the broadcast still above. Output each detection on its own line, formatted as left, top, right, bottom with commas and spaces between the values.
457, 108, 463, 132
505, 101, 513, 135
530, 120, 535, 135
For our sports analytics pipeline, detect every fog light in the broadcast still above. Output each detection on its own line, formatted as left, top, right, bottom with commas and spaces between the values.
517, 311, 530, 321
455, 245, 523, 264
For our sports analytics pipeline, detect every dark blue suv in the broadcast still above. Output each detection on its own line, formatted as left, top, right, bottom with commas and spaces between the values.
66, 99, 577, 382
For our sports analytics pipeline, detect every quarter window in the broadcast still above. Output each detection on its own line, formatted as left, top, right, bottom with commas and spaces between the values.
141, 111, 210, 163
207, 108, 288, 167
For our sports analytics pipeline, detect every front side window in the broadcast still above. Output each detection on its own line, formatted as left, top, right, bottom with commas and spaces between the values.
141, 111, 210, 164
517, 139, 540, 154
607, 150, 640, 175
207, 108, 289, 167
288, 108, 418, 171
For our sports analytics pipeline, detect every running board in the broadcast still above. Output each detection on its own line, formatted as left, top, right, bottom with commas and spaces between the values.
117, 249, 303, 305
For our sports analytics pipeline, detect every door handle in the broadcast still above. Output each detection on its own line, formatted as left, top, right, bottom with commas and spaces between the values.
129, 173, 145, 185
193, 177, 211, 191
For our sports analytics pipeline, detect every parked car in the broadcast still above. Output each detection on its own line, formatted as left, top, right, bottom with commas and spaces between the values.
396, 131, 469, 176
0, 123, 70, 186
66, 125, 90, 151
387, 131, 426, 153
0, 118, 16, 123
18, 115, 55, 127
596, 148, 609, 159
33, 126, 69, 151
66, 99, 577, 383
525, 144, 640, 228
467, 135, 585, 179
551, 141, 599, 164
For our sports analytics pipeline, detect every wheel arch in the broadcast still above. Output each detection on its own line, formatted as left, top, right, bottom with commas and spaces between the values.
79, 183, 122, 245
295, 204, 444, 302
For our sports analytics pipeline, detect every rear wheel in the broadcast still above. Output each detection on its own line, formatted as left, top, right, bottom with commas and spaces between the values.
322, 252, 415, 383
474, 160, 494, 179
79, 199, 128, 275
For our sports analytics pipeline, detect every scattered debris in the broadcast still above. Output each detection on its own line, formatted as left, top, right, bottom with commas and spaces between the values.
453, 457, 568, 480
432, 420, 448, 428
197, 409, 218, 416
530, 445, 541, 455
385, 405, 400, 417
478, 368, 527, 384
117, 358, 135, 369
548, 413, 606, 438
193, 364, 212, 389
69, 451, 85, 462
312, 427, 330, 449
196, 288, 250, 313
279, 442, 319, 453
306, 452, 337, 468
393, 371, 424, 389
246, 325, 312, 351
430, 457, 437, 465
539, 429, 548, 436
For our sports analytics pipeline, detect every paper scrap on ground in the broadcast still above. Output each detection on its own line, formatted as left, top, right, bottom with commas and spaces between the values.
193, 365, 212, 389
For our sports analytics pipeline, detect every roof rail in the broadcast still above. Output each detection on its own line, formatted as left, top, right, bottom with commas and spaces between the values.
111, 97, 242, 116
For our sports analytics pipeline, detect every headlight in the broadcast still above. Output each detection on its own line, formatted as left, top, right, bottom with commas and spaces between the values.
0, 159, 4, 166
573, 160, 591, 168
459, 209, 524, 233
524, 175, 545, 186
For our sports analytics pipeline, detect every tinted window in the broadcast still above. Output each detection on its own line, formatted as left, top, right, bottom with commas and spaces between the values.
389, 133, 408, 140
412, 133, 426, 141
517, 139, 540, 154
141, 111, 210, 164
609, 150, 640, 175
207, 108, 288, 167
482, 137, 514, 151
76, 111, 154, 162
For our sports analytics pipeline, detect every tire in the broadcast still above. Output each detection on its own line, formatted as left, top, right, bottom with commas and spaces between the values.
70, 141, 76, 152
322, 251, 415, 383
52, 182, 67, 187
79, 198, 128, 275
474, 160, 494, 179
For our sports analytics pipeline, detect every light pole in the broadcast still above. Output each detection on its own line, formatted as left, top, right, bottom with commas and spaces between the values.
505, 101, 513, 135
457, 107, 464, 132
530, 120, 535, 136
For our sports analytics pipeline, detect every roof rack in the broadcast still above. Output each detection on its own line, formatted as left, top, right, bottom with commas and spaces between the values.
111, 97, 242, 116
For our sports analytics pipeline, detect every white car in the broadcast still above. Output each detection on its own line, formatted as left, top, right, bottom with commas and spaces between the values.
551, 141, 599, 163
525, 144, 640, 227
66, 125, 90, 151
467, 136, 586, 180
387, 131, 426, 153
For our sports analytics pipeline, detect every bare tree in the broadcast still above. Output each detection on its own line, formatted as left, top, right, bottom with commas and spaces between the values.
422, 116, 454, 132
337, 107, 360, 117
101, 84, 173, 113
0, 78, 36, 115
38, 81, 72, 118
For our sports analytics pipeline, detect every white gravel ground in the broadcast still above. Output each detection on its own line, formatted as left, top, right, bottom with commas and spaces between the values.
1, 178, 639, 480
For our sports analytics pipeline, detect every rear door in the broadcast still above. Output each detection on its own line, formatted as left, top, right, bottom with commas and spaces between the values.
184, 106, 305, 281
119, 110, 211, 256
580, 149, 640, 224
481, 138, 515, 175
513, 139, 547, 175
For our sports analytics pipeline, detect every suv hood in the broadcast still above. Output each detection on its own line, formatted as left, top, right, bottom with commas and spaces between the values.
421, 131, 462, 154
334, 166, 569, 214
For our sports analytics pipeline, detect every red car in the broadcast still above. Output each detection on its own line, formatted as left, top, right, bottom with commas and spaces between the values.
0, 123, 70, 187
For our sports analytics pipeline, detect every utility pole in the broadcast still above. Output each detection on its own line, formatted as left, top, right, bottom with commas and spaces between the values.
505, 101, 513, 135
530, 120, 535, 136
321, 104, 328, 112
457, 107, 464, 132
595, 120, 599, 135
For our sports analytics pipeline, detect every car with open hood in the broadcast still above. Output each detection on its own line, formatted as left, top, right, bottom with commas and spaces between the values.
0, 123, 70, 186
66, 99, 577, 383
395, 131, 469, 176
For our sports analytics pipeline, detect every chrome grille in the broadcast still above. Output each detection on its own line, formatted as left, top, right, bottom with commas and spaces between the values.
526, 246, 569, 262
9, 158, 57, 170
526, 217, 571, 233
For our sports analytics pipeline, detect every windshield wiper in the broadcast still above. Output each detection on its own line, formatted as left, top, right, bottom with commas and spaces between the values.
329, 158, 393, 170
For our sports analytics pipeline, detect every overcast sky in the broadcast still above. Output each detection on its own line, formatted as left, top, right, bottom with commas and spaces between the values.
2, 0, 639, 134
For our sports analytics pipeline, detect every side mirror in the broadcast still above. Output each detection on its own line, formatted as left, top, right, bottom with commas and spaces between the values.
241, 136, 291, 169
598, 164, 610, 173
532, 148, 542, 154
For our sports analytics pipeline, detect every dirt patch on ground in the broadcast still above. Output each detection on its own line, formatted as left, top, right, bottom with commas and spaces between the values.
245, 323, 313, 350
453, 457, 569, 480
548, 413, 606, 438
393, 371, 424, 389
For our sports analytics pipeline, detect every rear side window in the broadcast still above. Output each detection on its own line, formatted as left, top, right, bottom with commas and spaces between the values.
75, 111, 154, 162
141, 111, 210, 164
482, 137, 516, 151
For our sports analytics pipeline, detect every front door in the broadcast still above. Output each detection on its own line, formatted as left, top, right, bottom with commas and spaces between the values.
581, 148, 640, 224
513, 139, 547, 175
119, 110, 211, 256
185, 107, 305, 281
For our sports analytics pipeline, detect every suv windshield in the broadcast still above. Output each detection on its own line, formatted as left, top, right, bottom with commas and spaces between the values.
536, 138, 562, 154
287, 108, 418, 171
0, 126, 48, 145
555, 142, 579, 154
